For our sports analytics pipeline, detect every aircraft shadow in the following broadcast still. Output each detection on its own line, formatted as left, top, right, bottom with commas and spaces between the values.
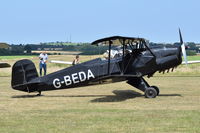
11, 94, 112, 98
91, 90, 143, 103
11, 90, 140, 99
12, 95, 44, 98
158, 94, 182, 97
11, 91, 182, 100
91, 91, 182, 103
44, 95, 112, 98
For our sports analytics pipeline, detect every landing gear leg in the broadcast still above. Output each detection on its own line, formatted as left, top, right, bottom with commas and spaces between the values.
127, 77, 160, 98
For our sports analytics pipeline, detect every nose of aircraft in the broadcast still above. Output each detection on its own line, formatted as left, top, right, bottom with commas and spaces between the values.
154, 46, 182, 71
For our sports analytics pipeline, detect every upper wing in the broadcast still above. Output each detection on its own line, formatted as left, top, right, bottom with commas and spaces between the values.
50, 60, 73, 65
0, 62, 11, 68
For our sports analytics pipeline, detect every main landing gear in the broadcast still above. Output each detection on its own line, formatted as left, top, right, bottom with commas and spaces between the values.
127, 77, 160, 98
144, 86, 159, 98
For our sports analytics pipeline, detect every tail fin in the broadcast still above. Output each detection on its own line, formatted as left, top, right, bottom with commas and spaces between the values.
11, 59, 39, 92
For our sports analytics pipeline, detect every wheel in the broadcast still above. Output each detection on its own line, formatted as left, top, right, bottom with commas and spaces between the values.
145, 87, 157, 98
151, 86, 159, 96
36, 90, 42, 96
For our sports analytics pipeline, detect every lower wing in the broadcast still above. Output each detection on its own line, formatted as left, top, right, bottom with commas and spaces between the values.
182, 60, 200, 64
50, 60, 73, 65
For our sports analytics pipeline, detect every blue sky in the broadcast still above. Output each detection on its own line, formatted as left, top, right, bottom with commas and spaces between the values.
0, 0, 200, 44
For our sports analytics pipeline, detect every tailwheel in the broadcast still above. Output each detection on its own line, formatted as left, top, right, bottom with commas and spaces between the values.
151, 86, 159, 96
36, 90, 42, 96
145, 87, 157, 98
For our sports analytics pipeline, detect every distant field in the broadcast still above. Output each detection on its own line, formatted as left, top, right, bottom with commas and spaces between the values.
0, 55, 36, 60
1, 54, 200, 60
31, 51, 81, 55
185, 55, 200, 61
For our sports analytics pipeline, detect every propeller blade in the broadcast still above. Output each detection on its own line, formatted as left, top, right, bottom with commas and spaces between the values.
181, 43, 188, 65
179, 28, 188, 65
179, 28, 183, 44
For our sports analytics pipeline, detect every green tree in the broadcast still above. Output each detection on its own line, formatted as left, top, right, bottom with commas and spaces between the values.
24, 45, 32, 54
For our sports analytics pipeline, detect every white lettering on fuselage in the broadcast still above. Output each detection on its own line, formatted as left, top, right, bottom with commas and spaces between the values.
79, 71, 86, 82
64, 75, 71, 86
53, 78, 62, 88
87, 69, 95, 80
53, 69, 95, 89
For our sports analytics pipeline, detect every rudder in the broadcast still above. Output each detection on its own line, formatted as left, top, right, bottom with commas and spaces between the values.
11, 59, 39, 92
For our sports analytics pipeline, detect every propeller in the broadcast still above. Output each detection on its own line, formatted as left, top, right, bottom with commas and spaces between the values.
179, 28, 188, 65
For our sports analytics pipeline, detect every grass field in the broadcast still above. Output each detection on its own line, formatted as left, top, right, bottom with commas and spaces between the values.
186, 55, 200, 61
0, 55, 37, 60
0, 55, 200, 133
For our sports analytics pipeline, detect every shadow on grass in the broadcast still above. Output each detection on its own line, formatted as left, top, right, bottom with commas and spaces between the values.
158, 94, 182, 97
12, 95, 44, 98
11, 90, 140, 100
11, 94, 112, 98
44, 95, 112, 98
91, 90, 143, 102
91, 91, 182, 102
11, 90, 182, 100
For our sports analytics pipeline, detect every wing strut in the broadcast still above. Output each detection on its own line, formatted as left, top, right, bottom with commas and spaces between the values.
107, 41, 112, 75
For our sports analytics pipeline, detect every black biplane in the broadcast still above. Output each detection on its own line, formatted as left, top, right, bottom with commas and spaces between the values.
11, 31, 186, 98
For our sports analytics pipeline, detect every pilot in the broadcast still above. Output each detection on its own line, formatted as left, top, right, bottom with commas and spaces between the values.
72, 55, 80, 65
103, 52, 108, 60
103, 49, 121, 59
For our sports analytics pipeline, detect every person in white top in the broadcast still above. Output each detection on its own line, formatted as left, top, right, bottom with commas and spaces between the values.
72, 55, 80, 65
39, 52, 48, 76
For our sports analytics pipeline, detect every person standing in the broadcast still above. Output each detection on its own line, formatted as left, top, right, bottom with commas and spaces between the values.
72, 55, 80, 65
37, 52, 48, 96
39, 52, 48, 76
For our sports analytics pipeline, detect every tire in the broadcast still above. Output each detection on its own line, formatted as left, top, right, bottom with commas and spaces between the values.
151, 86, 159, 96
145, 87, 157, 98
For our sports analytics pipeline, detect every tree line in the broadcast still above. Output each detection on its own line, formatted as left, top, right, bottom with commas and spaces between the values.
0, 42, 199, 56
